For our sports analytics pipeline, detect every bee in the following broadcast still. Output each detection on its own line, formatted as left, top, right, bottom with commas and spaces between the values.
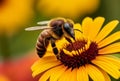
25, 17, 82, 59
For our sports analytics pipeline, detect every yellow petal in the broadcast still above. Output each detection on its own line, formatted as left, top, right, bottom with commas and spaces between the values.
82, 17, 93, 39
94, 56, 120, 69
74, 23, 82, 31
67, 69, 77, 81
74, 23, 83, 39
92, 57, 120, 79
39, 65, 61, 81
50, 65, 67, 81
94, 20, 119, 43
31, 56, 57, 71
58, 68, 72, 81
46, 37, 68, 53
59, 68, 77, 81
99, 42, 120, 54
56, 37, 69, 49
38, 69, 52, 81
77, 66, 89, 81
44, 51, 55, 57
85, 64, 105, 81
98, 31, 120, 48
100, 69, 111, 81
90, 17, 105, 40
32, 60, 61, 77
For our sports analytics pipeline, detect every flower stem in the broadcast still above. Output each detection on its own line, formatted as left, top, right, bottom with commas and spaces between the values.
0, 34, 11, 60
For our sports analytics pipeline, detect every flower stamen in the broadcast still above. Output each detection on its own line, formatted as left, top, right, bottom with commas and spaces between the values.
59, 39, 98, 69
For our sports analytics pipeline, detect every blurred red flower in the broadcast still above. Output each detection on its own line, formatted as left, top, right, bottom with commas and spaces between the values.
0, 52, 39, 81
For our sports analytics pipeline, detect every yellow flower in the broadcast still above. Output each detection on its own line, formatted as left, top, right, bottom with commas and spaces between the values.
37, 0, 99, 18
0, 0, 33, 35
31, 17, 120, 81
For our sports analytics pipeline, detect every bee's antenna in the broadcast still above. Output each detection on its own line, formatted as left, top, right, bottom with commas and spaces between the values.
74, 29, 83, 33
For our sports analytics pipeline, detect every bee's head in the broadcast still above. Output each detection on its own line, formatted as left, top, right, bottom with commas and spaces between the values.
63, 22, 75, 39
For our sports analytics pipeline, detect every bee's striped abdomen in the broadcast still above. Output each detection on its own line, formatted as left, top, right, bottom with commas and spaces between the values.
36, 30, 51, 57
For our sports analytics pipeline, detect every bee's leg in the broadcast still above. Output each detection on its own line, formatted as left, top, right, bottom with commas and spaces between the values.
65, 37, 72, 43
50, 38, 60, 59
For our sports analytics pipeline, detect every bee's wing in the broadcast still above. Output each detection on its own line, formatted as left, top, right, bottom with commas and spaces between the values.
25, 26, 52, 31
37, 20, 50, 26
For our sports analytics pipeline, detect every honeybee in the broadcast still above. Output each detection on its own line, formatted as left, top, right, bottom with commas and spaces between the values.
25, 17, 82, 59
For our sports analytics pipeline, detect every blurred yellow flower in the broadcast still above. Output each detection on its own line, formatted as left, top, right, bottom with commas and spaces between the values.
0, 0, 33, 35
31, 17, 120, 81
37, 0, 99, 18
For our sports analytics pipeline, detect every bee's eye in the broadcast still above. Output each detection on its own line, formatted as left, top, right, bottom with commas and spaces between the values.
64, 23, 70, 28
63, 23, 71, 31
63, 22, 75, 39
64, 22, 73, 28
64, 23, 68, 27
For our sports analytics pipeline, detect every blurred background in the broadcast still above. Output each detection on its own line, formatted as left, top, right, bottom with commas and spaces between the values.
0, 0, 120, 81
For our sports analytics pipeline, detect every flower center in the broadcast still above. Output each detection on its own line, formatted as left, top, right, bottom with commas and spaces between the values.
59, 39, 98, 69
